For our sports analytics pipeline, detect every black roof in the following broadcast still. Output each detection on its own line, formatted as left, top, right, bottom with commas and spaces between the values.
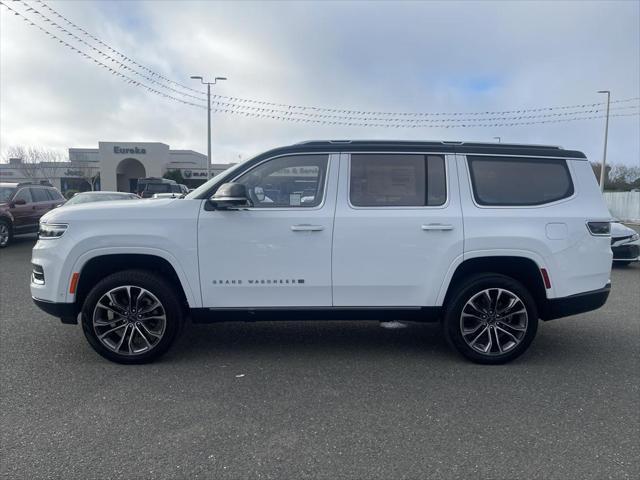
259, 140, 587, 159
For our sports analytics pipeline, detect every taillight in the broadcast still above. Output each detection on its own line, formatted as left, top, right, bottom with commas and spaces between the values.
586, 221, 610, 236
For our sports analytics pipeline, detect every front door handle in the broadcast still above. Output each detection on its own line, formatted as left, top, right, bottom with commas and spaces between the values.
291, 224, 324, 232
421, 223, 454, 231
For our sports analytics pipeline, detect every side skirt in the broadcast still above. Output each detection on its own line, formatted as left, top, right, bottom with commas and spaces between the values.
190, 307, 442, 324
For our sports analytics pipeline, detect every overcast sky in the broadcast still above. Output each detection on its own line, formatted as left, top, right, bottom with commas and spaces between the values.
1, 0, 639, 166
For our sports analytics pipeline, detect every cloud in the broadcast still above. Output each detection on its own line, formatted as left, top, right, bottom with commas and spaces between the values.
1, 0, 638, 166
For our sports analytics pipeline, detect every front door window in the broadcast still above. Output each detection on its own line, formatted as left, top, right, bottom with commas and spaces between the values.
234, 154, 329, 208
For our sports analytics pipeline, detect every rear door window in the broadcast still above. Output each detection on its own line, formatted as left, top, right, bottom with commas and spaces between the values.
467, 156, 574, 206
30, 188, 50, 203
350, 154, 446, 207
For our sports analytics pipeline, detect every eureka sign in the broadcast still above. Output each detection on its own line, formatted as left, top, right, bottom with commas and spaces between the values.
114, 146, 147, 155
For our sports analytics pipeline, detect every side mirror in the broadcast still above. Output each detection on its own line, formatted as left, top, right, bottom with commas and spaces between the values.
13, 199, 26, 206
210, 182, 250, 209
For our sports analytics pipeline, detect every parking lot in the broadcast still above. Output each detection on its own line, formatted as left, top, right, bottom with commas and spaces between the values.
0, 235, 638, 480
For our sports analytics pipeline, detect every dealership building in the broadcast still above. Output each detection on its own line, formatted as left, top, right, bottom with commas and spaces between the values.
0, 142, 234, 194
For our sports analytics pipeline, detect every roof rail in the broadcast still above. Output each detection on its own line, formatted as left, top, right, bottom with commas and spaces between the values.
17, 180, 53, 187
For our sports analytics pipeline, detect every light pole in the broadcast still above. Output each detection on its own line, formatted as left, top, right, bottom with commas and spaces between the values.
190, 75, 227, 180
597, 90, 611, 192
493, 136, 501, 143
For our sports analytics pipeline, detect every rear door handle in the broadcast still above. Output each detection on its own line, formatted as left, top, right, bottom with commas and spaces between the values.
291, 224, 324, 232
421, 223, 454, 231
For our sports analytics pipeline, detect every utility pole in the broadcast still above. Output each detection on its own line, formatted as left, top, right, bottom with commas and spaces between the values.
190, 75, 227, 179
597, 90, 611, 192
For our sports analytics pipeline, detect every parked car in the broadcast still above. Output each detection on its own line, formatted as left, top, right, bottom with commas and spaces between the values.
31, 140, 612, 364
136, 178, 188, 198
63, 191, 140, 206
0, 181, 65, 247
610, 221, 639, 265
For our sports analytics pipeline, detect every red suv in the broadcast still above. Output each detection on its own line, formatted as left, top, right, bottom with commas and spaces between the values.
0, 181, 65, 247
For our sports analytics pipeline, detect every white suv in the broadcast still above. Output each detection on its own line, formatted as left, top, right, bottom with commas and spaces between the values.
31, 141, 613, 364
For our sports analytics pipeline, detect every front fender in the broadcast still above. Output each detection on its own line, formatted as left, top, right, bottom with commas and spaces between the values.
67, 246, 201, 307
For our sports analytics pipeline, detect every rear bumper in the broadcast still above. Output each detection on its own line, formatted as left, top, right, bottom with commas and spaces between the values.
32, 297, 78, 324
540, 283, 611, 321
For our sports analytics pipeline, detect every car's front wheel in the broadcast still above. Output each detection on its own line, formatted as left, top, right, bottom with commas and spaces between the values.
81, 270, 183, 364
443, 274, 538, 364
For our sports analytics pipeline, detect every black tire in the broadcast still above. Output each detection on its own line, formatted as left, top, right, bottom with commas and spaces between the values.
443, 274, 538, 365
0, 219, 13, 248
81, 269, 183, 364
613, 261, 631, 267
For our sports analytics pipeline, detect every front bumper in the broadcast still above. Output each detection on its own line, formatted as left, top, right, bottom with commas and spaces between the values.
611, 243, 639, 262
540, 283, 611, 321
32, 297, 79, 324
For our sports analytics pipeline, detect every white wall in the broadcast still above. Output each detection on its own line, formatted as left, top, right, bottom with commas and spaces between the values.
98, 142, 168, 191
604, 192, 640, 223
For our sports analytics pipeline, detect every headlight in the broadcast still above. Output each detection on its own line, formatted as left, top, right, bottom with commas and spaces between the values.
39, 223, 68, 239
631, 233, 640, 242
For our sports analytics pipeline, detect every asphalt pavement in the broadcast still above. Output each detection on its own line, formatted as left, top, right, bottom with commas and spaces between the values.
1, 234, 638, 479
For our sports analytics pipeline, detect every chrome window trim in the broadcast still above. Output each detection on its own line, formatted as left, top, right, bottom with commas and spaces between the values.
345, 151, 451, 210
457, 152, 586, 161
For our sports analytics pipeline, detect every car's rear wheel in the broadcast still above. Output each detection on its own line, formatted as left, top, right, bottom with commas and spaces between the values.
0, 220, 12, 248
443, 274, 538, 364
81, 270, 183, 364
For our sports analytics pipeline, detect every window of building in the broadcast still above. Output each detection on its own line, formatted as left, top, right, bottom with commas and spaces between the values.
234, 154, 329, 208
350, 154, 446, 207
467, 156, 574, 206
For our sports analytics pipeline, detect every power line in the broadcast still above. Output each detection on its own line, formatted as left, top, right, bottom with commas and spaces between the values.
13, 1, 640, 118
32, 0, 206, 97
2, 1, 639, 129
18, 0, 208, 104
207, 100, 638, 124
1, 1, 207, 109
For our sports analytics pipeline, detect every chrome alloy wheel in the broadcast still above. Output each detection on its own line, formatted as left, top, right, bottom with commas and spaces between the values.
0, 223, 9, 247
92, 285, 166, 356
459, 288, 528, 356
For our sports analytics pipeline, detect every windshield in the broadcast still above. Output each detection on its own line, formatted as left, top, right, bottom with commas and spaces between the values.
185, 161, 247, 199
0, 186, 16, 203
65, 193, 134, 205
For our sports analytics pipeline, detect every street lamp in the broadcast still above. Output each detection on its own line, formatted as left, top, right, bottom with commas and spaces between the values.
493, 136, 501, 143
597, 90, 611, 192
190, 75, 227, 180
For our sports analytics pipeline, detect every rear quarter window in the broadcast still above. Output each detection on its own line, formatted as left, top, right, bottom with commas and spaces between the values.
467, 156, 574, 206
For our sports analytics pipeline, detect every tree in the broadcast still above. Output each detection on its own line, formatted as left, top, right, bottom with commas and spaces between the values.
2, 146, 66, 182
68, 162, 100, 191
163, 169, 184, 183
591, 161, 640, 191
